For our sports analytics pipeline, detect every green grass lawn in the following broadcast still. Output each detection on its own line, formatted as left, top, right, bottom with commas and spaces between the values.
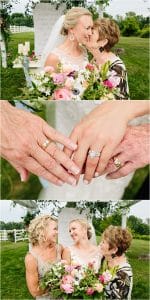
117, 37, 149, 100
1, 239, 149, 299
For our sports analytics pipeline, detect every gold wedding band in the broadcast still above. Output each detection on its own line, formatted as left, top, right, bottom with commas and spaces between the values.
113, 157, 122, 169
42, 139, 50, 149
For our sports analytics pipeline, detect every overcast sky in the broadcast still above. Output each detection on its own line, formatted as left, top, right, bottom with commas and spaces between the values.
0, 200, 149, 222
11, 0, 149, 17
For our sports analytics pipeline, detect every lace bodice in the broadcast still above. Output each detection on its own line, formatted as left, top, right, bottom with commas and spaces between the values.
29, 245, 62, 300
69, 245, 102, 273
51, 47, 89, 71
29, 245, 61, 278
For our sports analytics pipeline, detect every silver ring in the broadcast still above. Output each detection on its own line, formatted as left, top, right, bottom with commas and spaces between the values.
42, 139, 50, 149
88, 150, 101, 158
113, 157, 122, 169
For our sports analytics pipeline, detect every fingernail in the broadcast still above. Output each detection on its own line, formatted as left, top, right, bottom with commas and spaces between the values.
68, 177, 77, 186
94, 172, 99, 177
83, 180, 89, 185
57, 180, 64, 186
70, 142, 77, 150
20, 174, 25, 182
70, 166, 80, 175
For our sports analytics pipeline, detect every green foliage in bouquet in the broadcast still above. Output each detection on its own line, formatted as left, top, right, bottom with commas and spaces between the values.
81, 61, 120, 100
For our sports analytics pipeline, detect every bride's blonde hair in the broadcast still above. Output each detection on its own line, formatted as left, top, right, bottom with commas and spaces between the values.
61, 7, 92, 35
70, 218, 92, 240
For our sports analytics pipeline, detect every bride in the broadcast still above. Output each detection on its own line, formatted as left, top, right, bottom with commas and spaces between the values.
40, 6, 93, 71
62, 219, 102, 273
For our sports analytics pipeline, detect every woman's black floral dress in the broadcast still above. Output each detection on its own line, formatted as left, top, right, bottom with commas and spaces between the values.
108, 57, 130, 100
102, 260, 133, 299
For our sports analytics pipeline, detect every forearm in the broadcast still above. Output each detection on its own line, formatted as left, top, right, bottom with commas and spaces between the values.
94, 100, 150, 124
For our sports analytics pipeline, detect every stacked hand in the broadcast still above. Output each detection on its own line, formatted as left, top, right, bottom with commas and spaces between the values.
1, 100, 149, 185
64, 101, 149, 183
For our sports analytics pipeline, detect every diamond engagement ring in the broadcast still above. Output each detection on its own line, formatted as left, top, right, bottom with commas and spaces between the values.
42, 139, 50, 149
113, 157, 122, 169
88, 150, 101, 158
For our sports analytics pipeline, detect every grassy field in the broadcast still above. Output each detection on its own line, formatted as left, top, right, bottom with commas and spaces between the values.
1, 239, 149, 299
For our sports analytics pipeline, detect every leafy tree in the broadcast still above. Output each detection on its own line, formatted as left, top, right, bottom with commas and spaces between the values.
127, 215, 149, 235
0, 220, 24, 230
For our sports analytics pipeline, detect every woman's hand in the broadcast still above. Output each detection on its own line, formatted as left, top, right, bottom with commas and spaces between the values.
64, 101, 149, 184
104, 124, 150, 179
0, 101, 80, 186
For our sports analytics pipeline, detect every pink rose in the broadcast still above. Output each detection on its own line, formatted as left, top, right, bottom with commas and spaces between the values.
86, 63, 95, 71
103, 79, 114, 89
61, 283, 74, 294
108, 76, 120, 87
53, 88, 72, 100
44, 66, 55, 73
52, 73, 66, 84
88, 261, 95, 269
99, 270, 112, 284
62, 275, 74, 284
65, 265, 75, 273
86, 287, 95, 295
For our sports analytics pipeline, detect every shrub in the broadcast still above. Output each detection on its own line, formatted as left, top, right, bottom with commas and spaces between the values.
133, 234, 150, 241
140, 27, 150, 38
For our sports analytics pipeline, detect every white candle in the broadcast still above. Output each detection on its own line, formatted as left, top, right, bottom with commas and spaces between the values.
22, 45, 29, 56
25, 41, 30, 52
18, 43, 24, 54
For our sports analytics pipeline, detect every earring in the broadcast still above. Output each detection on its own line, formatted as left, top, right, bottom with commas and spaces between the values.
99, 46, 104, 52
69, 33, 74, 41
111, 253, 116, 258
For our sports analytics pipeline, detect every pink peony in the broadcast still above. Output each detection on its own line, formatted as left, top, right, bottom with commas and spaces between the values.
86, 287, 95, 295
61, 283, 74, 294
53, 88, 73, 100
44, 66, 55, 73
52, 73, 66, 84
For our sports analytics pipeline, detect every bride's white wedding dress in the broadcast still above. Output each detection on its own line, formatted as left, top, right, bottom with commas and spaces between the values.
68, 245, 102, 273
38, 99, 134, 201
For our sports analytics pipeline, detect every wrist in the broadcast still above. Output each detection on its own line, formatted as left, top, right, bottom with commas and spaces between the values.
124, 100, 150, 121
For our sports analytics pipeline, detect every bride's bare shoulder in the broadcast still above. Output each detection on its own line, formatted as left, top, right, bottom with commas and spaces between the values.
44, 52, 60, 69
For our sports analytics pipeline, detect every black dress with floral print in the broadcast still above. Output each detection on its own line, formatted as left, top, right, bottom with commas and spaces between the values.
104, 264, 133, 299
109, 58, 130, 100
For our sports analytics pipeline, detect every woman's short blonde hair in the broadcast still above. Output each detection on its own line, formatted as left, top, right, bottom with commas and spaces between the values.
70, 218, 92, 240
102, 225, 132, 256
28, 215, 57, 246
61, 7, 92, 35
94, 18, 120, 51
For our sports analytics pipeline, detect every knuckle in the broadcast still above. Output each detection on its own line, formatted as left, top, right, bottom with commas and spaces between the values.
87, 159, 97, 168
46, 159, 57, 171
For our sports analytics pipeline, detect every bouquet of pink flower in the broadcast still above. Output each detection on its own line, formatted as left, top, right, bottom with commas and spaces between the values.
16, 64, 79, 104
40, 261, 116, 299
81, 62, 122, 100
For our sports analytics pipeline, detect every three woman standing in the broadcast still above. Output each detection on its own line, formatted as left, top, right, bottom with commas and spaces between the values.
25, 215, 133, 299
